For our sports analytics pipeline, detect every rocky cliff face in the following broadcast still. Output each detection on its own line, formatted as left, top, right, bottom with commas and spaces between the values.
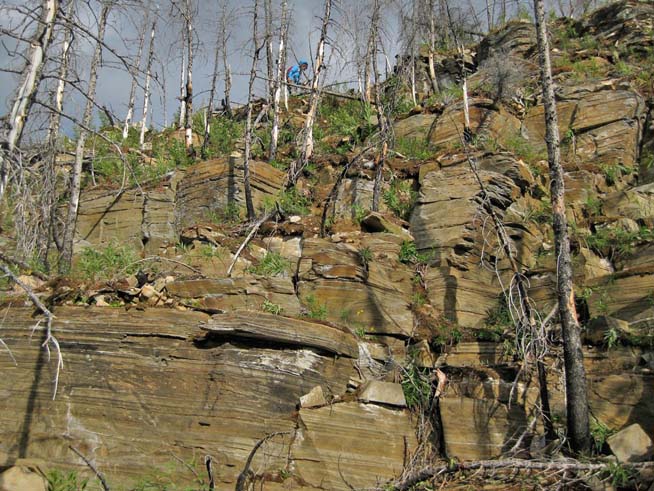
2, 1, 654, 489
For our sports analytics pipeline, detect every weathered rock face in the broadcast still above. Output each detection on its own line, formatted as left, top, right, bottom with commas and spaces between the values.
297, 236, 415, 337
175, 156, 285, 230
0, 307, 379, 489
74, 156, 285, 253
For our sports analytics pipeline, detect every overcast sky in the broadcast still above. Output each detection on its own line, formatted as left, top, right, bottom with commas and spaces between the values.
0, 0, 544, 138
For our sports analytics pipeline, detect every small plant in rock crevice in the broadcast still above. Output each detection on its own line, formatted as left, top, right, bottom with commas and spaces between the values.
77, 242, 139, 281
262, 298, 284, 315
303, 294, 327, 320
383, 179, 417, 221
400, 361, 432, 409
247, 251, 290, 277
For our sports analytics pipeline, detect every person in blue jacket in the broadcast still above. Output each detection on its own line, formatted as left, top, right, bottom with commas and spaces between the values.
286, 60, 308, 90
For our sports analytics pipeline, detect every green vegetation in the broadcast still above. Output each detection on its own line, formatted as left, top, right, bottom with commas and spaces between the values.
383, 179, 417, 220
205, 202, 242, 224
602, 462, 636, 488
264, 188, 311, 216
358, 246, 373, 267
247, 251, 290, 277
351, 203, 368, 224
400, 362, 432, 409
262, 298, 284, 315
503, 133, 547, 165
77, 242, 138, 281
600, 162, 631, 186
483, 295, 513, 341
523, 200, 552, 225
398, 240, 432, 264
411, 291, 427, 310
303, 294, 327, 320
320, 98, 374, 148
394, 137, 434, 160
585, 226, 654, 261
46, 469, 88, 491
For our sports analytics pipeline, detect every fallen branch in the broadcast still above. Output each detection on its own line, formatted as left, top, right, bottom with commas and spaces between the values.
0, 252, 49, 280
205, 455, 215, 491
1, 261, 62, 398
235, 431, 290, 491
393, 459, 654, 491
126, 256, 205, 276
226, 210, 275, 277
69, 445, 110, 491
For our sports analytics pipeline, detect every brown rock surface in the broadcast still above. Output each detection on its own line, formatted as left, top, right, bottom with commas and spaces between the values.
175, 156, 285, 229
297, 237, 414, 337
0, 307, 358, 489
290, 402, 417, 490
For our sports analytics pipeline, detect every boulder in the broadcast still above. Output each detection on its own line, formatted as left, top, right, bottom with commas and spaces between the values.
166, 277, 302, 317
300, 385, 328, 408
607, 424, 653, 463
357, 381, 407, 407
290, 402, 417, 490
200, 311, 359, 358
0, 466, 47, 491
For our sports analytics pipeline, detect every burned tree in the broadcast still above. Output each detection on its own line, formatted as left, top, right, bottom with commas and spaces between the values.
288, 0, 333, 186
269, 0, 288, 162
243, 0, 262, 219
533, 0, 590, 453
0, 0, 60, 203
60, 0, 113, 272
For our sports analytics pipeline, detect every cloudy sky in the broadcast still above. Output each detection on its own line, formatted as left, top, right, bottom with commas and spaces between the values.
0, 0, 540, 138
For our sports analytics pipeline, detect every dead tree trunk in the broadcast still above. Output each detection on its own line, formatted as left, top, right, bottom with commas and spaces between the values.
426, 0, 440, 95
370, 0, 390, 211
41, 6, 73, 265
288, 0, 332, 186
533, 0, 590, 454
122, 12, 148, 141
219, 0, 232, 116
0, 0, 60, 203
264, 0, 275, 104
178, 24, 187, 129
269, 0, 288, 162
243, 0, 262, 219
60, 1, 112, 273
140, 18, 157, 150
183, 0, 194, 153
201, 16, 221, 159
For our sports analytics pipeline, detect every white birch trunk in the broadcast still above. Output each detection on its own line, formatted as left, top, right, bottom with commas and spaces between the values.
0, 0, 59, 202
60, 1, 111, 272
289, 0, 332, 185
140, 19, 156, 150
184, 0, 194, 151
122, 13, 148, 141
269, 0, 288, 162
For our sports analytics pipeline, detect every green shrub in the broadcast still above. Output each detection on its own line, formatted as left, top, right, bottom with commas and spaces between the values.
398, 240, 432, 264
262, 299, 284, 315
586, 226, 653, 261
394, 137, 433, 160
351, 203, 368, 224
600, 162, 631, 186
77, 242, 138, 281
503, 133, 547, 164
358, 247, 373, 268
400, 362, 432, 409
303, 294, 327, 320
264, 188, 311, 216
383, 180, 417, 220
248, 252, 290, 277
46, 469, 88, 491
